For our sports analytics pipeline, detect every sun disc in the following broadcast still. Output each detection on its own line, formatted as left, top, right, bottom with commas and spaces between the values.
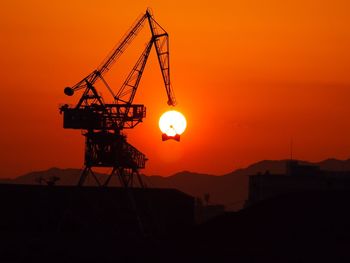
159, 110, 187, 136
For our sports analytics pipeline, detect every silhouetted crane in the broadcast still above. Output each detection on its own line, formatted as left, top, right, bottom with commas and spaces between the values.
59, 9, 176, 187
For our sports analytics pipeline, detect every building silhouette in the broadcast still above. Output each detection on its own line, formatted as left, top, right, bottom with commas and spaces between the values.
0, 184, 195, 235
246, 160, 350, 207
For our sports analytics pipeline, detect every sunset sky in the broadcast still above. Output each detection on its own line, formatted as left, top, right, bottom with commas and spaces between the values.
1, 0, 350, 178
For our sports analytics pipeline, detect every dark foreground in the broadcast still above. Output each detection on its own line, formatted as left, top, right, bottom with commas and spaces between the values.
1, 185, 350, 262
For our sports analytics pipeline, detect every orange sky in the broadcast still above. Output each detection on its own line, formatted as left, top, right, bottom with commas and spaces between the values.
1, 0, 350, 178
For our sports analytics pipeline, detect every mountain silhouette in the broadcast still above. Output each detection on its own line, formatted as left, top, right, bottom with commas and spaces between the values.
3, 158, 350, 210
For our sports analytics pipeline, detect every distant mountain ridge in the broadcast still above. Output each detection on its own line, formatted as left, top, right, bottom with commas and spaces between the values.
2, 158, 350, 210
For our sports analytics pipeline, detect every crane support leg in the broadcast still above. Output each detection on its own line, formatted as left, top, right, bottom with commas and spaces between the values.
78, 166, 102, 186
102, 167, 145, 188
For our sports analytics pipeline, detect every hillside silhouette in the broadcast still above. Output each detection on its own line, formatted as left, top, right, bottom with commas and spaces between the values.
1, 160, 350, 261
2, 158, 350, 210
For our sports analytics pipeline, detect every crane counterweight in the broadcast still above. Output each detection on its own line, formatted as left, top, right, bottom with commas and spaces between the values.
64, 87, 74, 96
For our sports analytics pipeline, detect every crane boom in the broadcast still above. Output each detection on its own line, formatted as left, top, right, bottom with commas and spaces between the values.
95, 14, 148, 79
116, 40, 153, 104
63, 10, 176, 108
116, 39, 153, 128
64, 13, 148, 95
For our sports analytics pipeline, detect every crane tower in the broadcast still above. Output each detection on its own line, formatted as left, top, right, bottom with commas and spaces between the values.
59, 10, 176, 187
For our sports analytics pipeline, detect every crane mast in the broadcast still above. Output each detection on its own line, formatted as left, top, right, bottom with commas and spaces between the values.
59, 10, 176, 187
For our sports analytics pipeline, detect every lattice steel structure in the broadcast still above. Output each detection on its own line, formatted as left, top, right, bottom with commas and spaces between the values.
59, 10, 175, 187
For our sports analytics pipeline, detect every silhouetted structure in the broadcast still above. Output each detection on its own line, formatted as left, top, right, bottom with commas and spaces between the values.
246, 160, 350, 207
0, 184, 194, 235
59, 9, 176, 187
195, 194, 225, 223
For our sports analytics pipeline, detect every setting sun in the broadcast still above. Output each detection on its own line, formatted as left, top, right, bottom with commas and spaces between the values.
159, 110, 187, 139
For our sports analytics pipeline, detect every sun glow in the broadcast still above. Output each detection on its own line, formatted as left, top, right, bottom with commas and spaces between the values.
159, 110, 187, 137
